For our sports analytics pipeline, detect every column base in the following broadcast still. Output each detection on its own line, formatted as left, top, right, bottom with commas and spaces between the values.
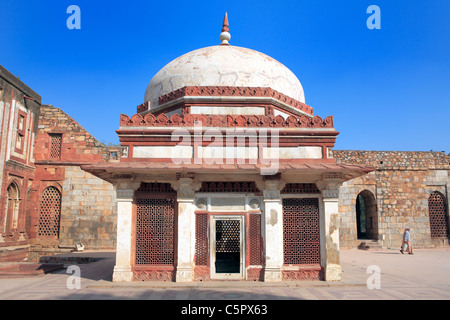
176, 267, 194, 282
324, 264, 342, 281
112, 265, 133, 282
264, 268, 282, 282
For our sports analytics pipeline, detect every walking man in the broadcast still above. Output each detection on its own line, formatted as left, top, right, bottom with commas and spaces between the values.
400, 228, 414, 255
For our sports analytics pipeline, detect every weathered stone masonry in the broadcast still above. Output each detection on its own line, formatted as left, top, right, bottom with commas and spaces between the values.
0, 65, 41, 262
28, 105, 123, 261
334, 150, 450, 249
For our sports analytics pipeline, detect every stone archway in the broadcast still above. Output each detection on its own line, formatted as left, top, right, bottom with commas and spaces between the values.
356, 190, 378, 240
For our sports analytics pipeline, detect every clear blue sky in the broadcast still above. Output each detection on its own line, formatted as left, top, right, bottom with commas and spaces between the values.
1, 0, 449, 152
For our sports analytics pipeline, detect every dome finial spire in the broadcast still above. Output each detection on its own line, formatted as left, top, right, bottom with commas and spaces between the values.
219, 12, 231, 45
222, 12, 229, 32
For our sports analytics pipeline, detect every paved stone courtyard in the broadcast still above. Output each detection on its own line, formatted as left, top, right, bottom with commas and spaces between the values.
0, 248, 448, 300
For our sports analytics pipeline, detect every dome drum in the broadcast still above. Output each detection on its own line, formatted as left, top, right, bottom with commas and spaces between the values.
138, 85, 314, 120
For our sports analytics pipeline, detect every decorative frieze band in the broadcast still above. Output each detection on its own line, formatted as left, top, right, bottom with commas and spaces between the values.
152, 86, 313, 115
120, 113, 334, 129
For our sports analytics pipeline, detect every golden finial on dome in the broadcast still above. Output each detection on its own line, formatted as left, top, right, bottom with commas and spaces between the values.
220, 12, 231, 45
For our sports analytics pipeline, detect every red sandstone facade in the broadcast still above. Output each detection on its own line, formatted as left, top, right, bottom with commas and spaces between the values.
0, 66, 41, 262
27, 105, 123, 261
0, 66, 123, 262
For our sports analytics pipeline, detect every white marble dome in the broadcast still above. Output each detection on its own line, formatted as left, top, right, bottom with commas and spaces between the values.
144, 45, 305, 109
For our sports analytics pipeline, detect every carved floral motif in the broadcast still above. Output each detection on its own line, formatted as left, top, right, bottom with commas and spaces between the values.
193, 266, 210, 281
282, 269, 322, 281
133, 269, 175, 281
120, 113, 334, 129
247, 268, 264, 281
156, 86, 313, 115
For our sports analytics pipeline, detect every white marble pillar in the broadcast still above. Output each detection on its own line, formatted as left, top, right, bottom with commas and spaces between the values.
261, 178, 286, 282
317, 174, 344, 281
171, 175, 201, 282
112, 188, 135, 282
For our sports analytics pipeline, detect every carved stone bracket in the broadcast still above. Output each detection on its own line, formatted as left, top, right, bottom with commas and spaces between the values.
316, 172, 344, 199
171, 173, 202, 201
258, 175, 286, 201
115, 179, 141, 201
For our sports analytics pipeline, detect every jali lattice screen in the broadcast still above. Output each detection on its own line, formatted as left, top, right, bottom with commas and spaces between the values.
282, 198, 320, 265
216, 220, 240, 253
49, 133, 62, 159
249, 214, 263, 265
135, 198, 176, 265
38, 187, 62, 238
195, 214, 208, 266
428, 192, 449, 238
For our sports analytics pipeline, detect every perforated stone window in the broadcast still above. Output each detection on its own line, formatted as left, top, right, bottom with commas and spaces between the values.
249, 214, 263, 265
135, 184, 176, 266
195, 214, 208, 266
49, 133, 62, 159
428, 191, 449, 238
282, 198, 320, 265
216, 220, 241, 253
38, 187, 61, 238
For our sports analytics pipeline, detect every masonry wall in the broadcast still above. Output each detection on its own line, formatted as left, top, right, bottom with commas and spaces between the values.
33, 105, 114, 163
28, 105, 122, 262
0, 65, 42, 262
60, 166, 116, 249
334, 150, 450, 249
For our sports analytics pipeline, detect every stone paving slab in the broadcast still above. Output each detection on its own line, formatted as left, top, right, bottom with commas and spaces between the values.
0, 248, 448, 300
89, 279, 366, 289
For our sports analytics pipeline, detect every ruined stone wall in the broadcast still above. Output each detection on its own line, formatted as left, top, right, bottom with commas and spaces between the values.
28, 105, 122, 261
33, 105, 115, 163
334, 150, 450, 249
59, 166, 116, 249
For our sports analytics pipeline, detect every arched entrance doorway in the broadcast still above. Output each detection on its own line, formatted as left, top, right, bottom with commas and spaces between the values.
356, 190, 378, 240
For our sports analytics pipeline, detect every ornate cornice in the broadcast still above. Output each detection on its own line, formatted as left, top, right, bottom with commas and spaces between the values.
160, 86, 313, 114
137, 86, 313, 115
120, 112, 334, 129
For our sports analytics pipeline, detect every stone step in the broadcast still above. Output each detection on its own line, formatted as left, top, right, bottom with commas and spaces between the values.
357, 240, 383, 251
0, 263, 64, 278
